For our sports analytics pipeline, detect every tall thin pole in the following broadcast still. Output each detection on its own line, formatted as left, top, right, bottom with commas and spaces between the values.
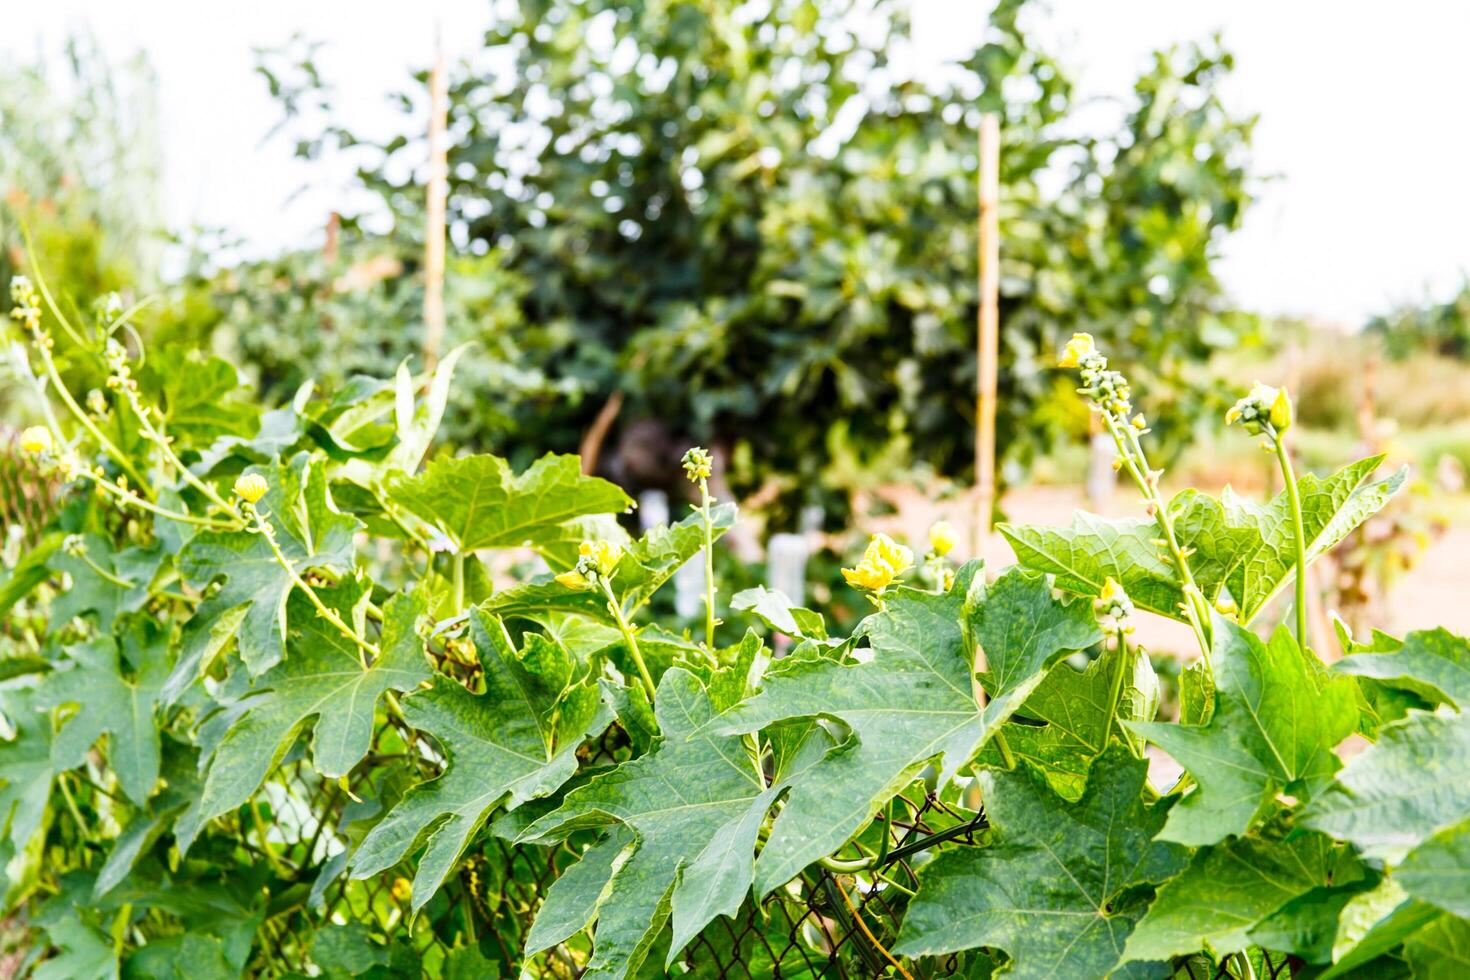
422, 33, 449, 370
972, 112, 1001, 555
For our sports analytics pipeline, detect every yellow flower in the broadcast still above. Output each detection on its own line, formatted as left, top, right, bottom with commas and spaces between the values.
18, 426, 52, 456
1098, 577, 1126, 606
682, 446, 713, 482
390, 877, 413, 903
1269, 386, 1293, 432
1057, 332, 1096, 369
233, 473, 269, 504
842, 533, 914, 592
927, 520, 957, 557
579, 539, 623, 576
555, 569, 592, 590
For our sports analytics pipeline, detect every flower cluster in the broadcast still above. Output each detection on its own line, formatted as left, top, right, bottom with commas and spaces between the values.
103, 339, 139, 395
555, 539, 625, 590
1058, 333, 1135, 420
1094, 577, 1135, 633
8, 276, 42, 337
682, 446, 712, 483
842, 533, 913, 594
18, 426, 52, 457
1225, 382, 1293, 438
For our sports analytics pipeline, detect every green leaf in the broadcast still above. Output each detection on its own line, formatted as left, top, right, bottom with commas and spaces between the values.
1131, 615, 1357, 846
524, 825, 634, 953
1000, 458, 1405, 624
731, 586, 829, 640
1122, 820, 1359, 962
351, 609, 606, 909
893, 745, 1185, 977
1301, 709, 1470, 862
1404, 915, 1470, 979
179, 453, 361, 674
140, 348, 260, 449
518, 663, 826, 979
482, 503, 736, 623
34, 917, 118, 980
1222, 457, 1406, 622
1321, 878, 1440, 978
37, 621, 168, 805
386, 452, 632, 554
1336, 628, 1470, 710
1394, 818, 1470, 919
0, 688, 54, 853
713, 565, 1101, 894
192, 587, 430, 835
981, 641, 1158, 801
47, 534, 161, 633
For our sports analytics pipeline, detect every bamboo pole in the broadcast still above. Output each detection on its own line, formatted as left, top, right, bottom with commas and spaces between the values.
972, 112, 1001, 554
422, 35, 449, 370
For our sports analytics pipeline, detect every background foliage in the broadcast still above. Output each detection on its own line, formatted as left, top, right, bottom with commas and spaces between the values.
172, 0, 1258, 520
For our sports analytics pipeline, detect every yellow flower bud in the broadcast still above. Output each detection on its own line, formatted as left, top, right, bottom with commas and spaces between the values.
579, 539, 624, 576
555, 569, 592, 590
390, 877, 413, 903
18, 426, 52, 456
1269, 386, 1293, 432
927, 520, 957, 557
1057, 332, 1096, 369
233, 473, 269, 504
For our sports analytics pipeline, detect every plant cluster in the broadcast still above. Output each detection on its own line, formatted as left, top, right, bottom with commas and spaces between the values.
5, 272, 1468, 980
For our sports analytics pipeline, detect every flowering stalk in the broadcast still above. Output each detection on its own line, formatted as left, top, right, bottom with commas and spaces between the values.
1058, 334, 1212, 664
1227, 382, 1308, 646
557, 539, 658, 701
9, 275, 150, 494
682, 447, 718, 652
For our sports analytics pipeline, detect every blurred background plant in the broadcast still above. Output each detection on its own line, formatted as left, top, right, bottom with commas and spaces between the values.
158, 0, 1261, 526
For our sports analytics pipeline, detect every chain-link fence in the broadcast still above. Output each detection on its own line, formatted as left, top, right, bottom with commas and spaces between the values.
242, 722, 993, 978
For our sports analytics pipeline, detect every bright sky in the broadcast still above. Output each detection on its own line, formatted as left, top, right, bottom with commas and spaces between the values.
8, 0, 1470, 325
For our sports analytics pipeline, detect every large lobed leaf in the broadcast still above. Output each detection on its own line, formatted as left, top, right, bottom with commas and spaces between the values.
350, 607, 607, 909
712, 564, 1101, 894
187, 586, 431, 844
385, 452, 632, 555
178, 453, 361, 675
1131, 614, 1357, 846
894, 745, 1186, 978
517, 643, 827, 979
1000, 456, 1405, 625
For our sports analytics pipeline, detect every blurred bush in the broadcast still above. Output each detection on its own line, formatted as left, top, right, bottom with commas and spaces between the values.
208, 0, 1260, 522
1367, 278, 1470, 360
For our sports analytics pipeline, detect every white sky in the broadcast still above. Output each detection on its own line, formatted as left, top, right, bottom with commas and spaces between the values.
7, 0, 1470, 325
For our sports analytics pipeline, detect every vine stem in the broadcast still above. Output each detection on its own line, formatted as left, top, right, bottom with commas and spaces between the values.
83, 470, 241, 530
698, 476, 717, 652
833, 878, 915, 980
1105, 414, 1212, 667
599, 577, 657, 701
22, 257, 151, 495
1273, 433, 1310, 649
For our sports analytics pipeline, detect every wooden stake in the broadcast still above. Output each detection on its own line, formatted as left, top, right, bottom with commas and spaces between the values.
972, 112, 1001, 554
422, 34, 449, 370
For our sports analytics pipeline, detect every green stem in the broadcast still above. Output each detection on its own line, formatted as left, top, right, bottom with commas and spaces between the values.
252, 505, 376, 664
74, 552, 134, 590
452, 552, 465, 612
600, 577, 657, 701
85, 471, 240, 530
128, 398, 236, 515
1274, 434, 1310, 649
699, 478, 717, 652
992, 728, 1017, 770
1106, 415, 1212, 666
1103, 627, 1145, 758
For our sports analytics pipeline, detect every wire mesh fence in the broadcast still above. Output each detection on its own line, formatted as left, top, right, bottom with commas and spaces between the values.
241, 725, 993, 978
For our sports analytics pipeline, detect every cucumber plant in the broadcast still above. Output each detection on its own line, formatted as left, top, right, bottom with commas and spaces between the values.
3, 272, 1465, 979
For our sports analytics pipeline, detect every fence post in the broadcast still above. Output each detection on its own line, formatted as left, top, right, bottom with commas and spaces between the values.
972, 112, 1001, 555
422, 34, 449, 370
